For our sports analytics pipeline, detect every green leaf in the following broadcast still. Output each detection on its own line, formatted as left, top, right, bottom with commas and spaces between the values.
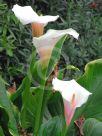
48, 92, 64, 116
83, 118, 102, 136
6, 49, 13, 57
46, 35, 67, 77
78, 59, 102, 119
38, 116, 66, 136
20, 87, 42, 128
67, 59, 102, 135
57, 65, 80, 80
0, 126, 4, 136
0, 76, 9, 85
10, 76, 29, 102
0, 81, 19, 135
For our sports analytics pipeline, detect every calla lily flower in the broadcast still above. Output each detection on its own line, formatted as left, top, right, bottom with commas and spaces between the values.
12, 4, 59, 36
12, 4, 59, 25
52, 78, 92, 125
33, 28, 79, 65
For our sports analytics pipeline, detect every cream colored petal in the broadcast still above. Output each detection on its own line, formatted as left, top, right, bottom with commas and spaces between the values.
52, 78, 92, 108
51, 28, 79, 39
33, 28, 79, 48
38, 15, 59, 25
67, 80, 92, 107
12, 4, 59, 25
12, 4, 39, 25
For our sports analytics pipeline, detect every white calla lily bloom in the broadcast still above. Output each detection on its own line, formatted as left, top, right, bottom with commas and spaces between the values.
52, 78, 92, 107
52, 78, 92, 125
12, 4, 59, 25
33, 28, 79, 64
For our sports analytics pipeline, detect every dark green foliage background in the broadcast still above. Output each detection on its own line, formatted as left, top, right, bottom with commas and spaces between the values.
1, 0, 102, 84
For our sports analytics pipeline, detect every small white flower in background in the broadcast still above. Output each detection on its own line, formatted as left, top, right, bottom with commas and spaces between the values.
12, 4, 59, 36
33, 28, 79, 65
52, 78, 92, 125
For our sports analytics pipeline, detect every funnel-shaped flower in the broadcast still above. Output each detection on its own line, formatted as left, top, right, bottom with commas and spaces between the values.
12, 4, 59, 36
33, 28, 79, 65
52, 78, 92, 125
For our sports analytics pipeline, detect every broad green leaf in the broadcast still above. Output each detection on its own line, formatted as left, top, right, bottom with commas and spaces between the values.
0, 126, 4, 136
67, 59, 102, 135
21, 86, 52, 134
78, 59, 102, 119
21, 87, 42, 128
0, 81, 19, 136
48, 92, 64, 116
83, 118, 102, 136
38, 116, 66, 136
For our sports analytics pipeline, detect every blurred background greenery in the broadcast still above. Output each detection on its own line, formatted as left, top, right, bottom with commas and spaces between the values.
0, 0, 102, 85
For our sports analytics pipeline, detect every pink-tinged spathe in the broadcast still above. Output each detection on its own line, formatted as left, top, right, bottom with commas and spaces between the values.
33, 28, 79, 65
52, 78, 92, 125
